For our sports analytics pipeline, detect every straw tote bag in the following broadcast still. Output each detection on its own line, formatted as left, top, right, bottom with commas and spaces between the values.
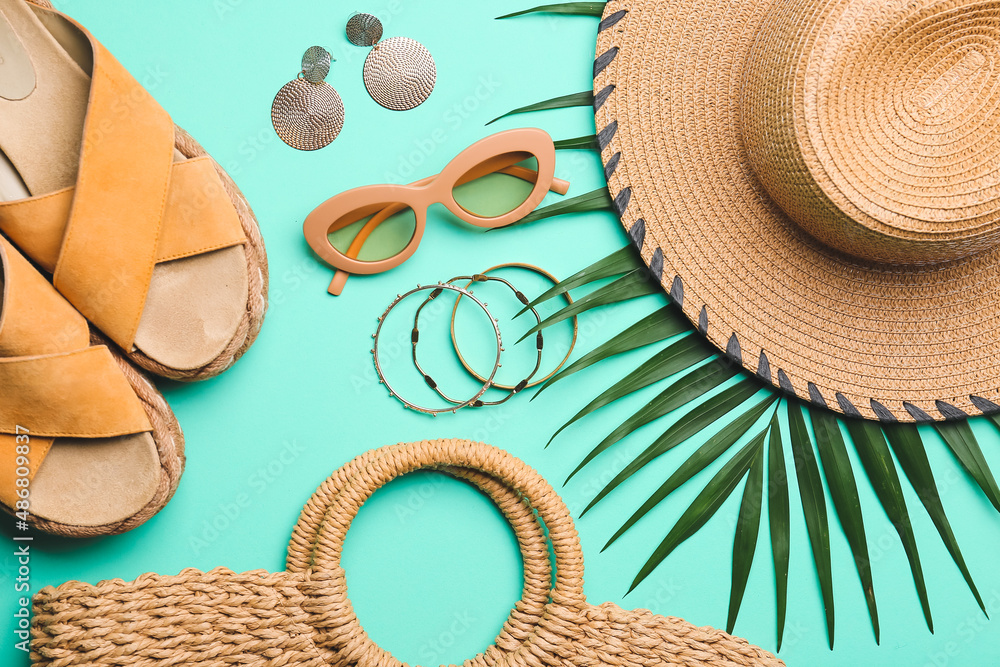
31, 440, 783, 666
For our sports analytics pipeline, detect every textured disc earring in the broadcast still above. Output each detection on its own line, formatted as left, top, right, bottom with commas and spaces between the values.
345, 13, 436, 111
271, 46, 345, 151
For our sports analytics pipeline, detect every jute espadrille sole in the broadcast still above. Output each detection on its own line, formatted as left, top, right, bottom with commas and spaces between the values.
127, 126, 269, 383
6, 0, 268, 383
4, 332, 185, 538
0, 229, 185, 538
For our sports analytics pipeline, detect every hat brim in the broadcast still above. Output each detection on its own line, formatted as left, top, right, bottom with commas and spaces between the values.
593, 0, 1000, 422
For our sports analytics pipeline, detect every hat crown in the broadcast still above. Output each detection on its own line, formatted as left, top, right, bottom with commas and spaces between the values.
742, 0, 1000, 264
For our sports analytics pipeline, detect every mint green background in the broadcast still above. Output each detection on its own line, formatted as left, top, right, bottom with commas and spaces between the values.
4, 1, 1000, 665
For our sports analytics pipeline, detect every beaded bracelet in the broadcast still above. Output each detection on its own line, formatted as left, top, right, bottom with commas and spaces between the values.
372, 283, 501, 415
414, 273, 542, 407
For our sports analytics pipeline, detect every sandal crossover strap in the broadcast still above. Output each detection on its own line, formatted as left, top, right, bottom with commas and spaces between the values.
0, 6, 246, 350
0, 237, 151, 508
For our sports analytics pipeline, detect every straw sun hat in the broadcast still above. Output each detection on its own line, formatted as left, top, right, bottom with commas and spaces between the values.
593, 0, 1000, 423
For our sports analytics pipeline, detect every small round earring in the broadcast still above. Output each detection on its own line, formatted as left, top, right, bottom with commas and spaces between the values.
271, 46, 345, 151
345, 13, 436, 111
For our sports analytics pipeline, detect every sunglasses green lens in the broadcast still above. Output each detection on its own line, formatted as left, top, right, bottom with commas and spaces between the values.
452, 158, 540, 218
327, 203, 417, 262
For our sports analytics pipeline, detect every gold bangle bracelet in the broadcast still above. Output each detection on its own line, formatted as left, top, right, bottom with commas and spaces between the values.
450, 263, 578, 391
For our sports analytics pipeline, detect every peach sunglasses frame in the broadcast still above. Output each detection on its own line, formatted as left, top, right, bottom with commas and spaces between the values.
303, 128, 570, 295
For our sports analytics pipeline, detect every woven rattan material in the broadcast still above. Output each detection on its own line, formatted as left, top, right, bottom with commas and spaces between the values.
594, 0, 1000, 422
32, 440, 782, 666
363, 36, 436, 111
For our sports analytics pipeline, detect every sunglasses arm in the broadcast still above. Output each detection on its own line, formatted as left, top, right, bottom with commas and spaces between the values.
328, 200, 414, 295
327, 175, 439, 295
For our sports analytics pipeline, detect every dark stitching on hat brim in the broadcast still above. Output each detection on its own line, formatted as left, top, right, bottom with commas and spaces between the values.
726, 333, 742, 365
836, 394, 863, 419
808, 383, 827, 408
670, 275, 683, 307
627, 217, 645, 248
971, 395, 1000, 414
612, 186, 631, 216
756, 351, 771, 384
594, 84, 615, 112
598, 121, 619, 150
903, 402, 934, 423
599, 9, 628, 32
870, 400, 897, 423
594, 46, 619, 77
776, 369, 794, 395
590, 2, 994, 424
604, 151, 622, 180
936, 400, 968, 421
648, 247, 663, 281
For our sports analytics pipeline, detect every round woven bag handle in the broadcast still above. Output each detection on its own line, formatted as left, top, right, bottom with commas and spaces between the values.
287, 443, 555, 657
292, 440, 587, 667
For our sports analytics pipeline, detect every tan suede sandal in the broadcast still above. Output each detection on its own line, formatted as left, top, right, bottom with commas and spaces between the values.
0, 0, 267, 382
0, 236, 184, 537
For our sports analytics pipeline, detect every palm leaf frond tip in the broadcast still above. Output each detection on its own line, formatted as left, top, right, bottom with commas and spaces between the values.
487, 91, 595, 125
497, 2, 606, 19
508, 188, 613, 228
535, 238, 1000, 647
533, 306, 689, 396
520, 246, 639, 313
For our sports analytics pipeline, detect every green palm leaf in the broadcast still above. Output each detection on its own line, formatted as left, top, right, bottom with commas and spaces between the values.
846, 420, 932, 632
583, 380, 764, 513
569, 360, 737, 480
728, 445, 765, 634
554, 134, 600, 150
987, 412, 1000, 433
519, 246, 641, 313
550, 335, 713, 445
603, 395, 776, 546
487, 91, 595, 125
811, 410, 880, 643
509, 187, 613, 227
629, 432, 766, 592
767, 411, 790, 650
884, 423, 986, 614
496, 2, 606, 19
787, 400, 835, 648
935, 420, 1000, 513
491, 0, 1000, 642
533, 307, 689, 395
517, 270, 660, 341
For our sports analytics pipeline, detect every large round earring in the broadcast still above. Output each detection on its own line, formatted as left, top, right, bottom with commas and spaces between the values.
271, 46, 345, 151
345, 13, 436, 111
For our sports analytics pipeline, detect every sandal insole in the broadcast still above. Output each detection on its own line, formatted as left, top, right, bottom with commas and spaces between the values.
0, 0, 248, 371
30, 433, 160, 527
0, 271, 160, 527
135, 249, 248, 370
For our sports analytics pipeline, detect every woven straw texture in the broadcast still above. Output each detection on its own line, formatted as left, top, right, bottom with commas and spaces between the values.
593, 0, 1000, 422
31, 440, 782, 667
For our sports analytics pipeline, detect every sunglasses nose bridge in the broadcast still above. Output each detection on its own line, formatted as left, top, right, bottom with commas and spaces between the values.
412, 175, 453, 208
